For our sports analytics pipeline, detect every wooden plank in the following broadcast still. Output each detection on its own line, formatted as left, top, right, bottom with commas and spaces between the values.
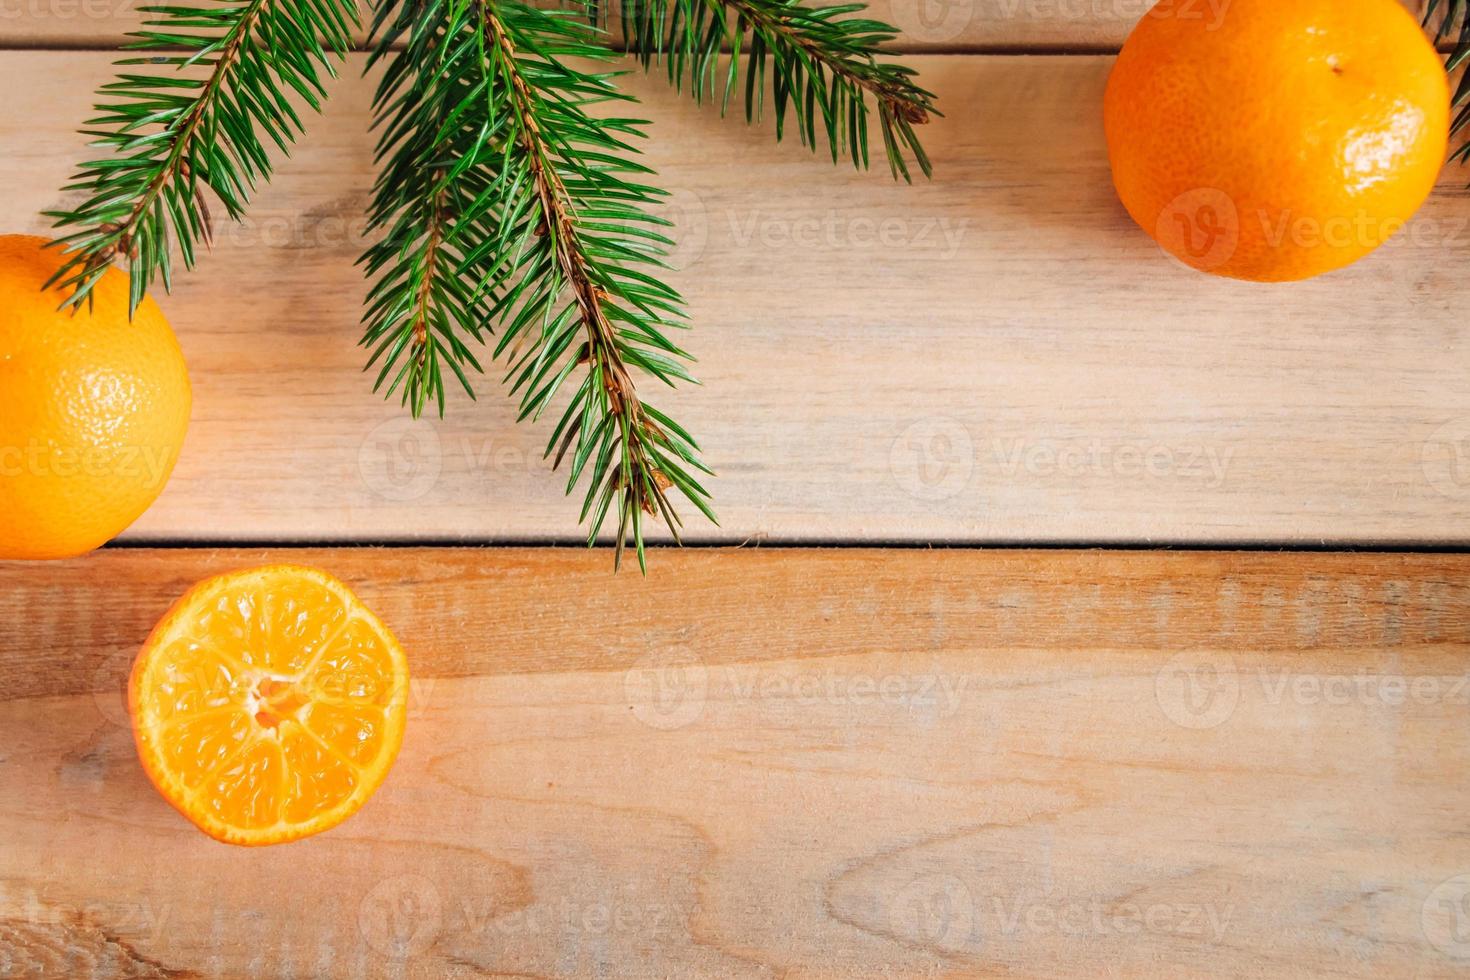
0, 0, 1433, 51
0, 0, 1183, 51
5, 52, 1470, 547
2, 547, 1469, 976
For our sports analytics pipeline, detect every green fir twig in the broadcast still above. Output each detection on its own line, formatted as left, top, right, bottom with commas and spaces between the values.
46, 0, 358, 313
1428, 0, 1470, 164
360, 0, 715, 570
618, 0, 936, 179
47, 0, 938, 569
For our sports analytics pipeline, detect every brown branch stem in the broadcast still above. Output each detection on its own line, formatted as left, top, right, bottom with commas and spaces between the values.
410, 174, 449, 363
712, 0, 929, 123
103, 0, 270, 263
476, 0, 668, 520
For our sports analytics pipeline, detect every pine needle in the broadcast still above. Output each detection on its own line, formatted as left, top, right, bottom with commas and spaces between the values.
360, 0, 715, 569
46, 0, 358, 313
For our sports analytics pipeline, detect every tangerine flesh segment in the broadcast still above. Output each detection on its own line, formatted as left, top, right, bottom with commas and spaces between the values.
160, 708, 254, 790
256, 575, 353, 674
202, 738, 286, 831
147, 639, 250, 725
280, 727, 360, 825
304, 700, 389, 768
129, 565, 408, 846
303, 616, 400, 708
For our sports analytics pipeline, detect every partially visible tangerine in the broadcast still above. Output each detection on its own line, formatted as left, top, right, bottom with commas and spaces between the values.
129, 565, 409, 846
0, 234, 191, 558
1104, 0, 1449, 281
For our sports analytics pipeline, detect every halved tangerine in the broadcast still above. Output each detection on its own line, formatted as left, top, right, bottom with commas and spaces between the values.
129, 565, 409, 845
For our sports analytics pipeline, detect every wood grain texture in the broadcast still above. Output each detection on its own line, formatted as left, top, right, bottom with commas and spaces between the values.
2, 547, 1470, 977
0, 0, 1433, 51
0, 0, 1003, 49
0, 0, 1219, 51
4, 52, 1470, 547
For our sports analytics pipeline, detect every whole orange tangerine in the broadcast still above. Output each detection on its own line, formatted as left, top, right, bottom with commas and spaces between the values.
129, 565, 410, 846
0, 234, 191, 558
1104, 0, 1449, 281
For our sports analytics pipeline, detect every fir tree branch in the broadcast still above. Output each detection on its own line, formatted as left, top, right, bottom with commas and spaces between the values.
359, 0, 493, 416
47, 0, 358, 313
618, 0, 936, 179
360, 0, 714, 569
469, 0, 717, 569
1427, 0, 1470, 164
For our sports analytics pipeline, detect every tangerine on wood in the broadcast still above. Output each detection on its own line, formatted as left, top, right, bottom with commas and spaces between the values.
129, 565, 410, 845
1104, 0, 1449, 281
0, 234, 191, 559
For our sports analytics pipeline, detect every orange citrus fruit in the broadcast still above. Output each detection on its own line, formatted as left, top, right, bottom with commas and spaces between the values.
0, 234, 191, 559
1104, 0, 1448, 281
129, 565, 410, 845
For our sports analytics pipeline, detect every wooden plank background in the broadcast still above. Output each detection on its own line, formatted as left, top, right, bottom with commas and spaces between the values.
2, 51, 1468, 547
3, 548, 1470, 977
4, 4, 1469, 978
0, 0, 1267, 51
0, 0, 1432, 50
